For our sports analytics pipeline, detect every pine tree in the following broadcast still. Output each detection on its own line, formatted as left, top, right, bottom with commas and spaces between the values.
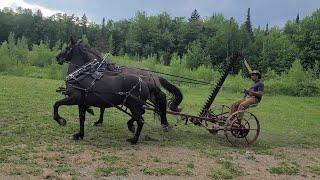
95, 18, 108, 52
80, 14, 88, 34
101, 17, 106, 35
296, 13, 300, 23
81, 34, 89, 44
7, 32, 17, 64
35, 9, 43, 19
16, 36, 28, 64
189, 9, 200, 22
245, 8, 254, 41
264, 23, 269, 36
107, 34, 114, 54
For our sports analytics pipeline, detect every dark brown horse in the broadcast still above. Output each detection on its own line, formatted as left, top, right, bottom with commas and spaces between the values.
54, 38, 169, 144
57, 38, 183, 126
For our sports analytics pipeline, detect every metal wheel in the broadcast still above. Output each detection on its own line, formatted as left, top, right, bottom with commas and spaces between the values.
224, 110, 260, 147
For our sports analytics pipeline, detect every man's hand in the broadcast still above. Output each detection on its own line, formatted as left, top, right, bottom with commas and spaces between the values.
247, 90, 254, 96
247, 90, 263, 98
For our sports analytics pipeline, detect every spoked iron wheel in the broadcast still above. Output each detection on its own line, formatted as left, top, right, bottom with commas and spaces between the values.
204, 105, 230, 127
224, 110, 260, 147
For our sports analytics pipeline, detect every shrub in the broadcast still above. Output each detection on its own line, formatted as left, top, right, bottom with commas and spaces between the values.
264, 68, 279, 80
264, 60, 320, 96
185, 41, 211, 69
0, 42, 11, 72
29, 42, 57, 67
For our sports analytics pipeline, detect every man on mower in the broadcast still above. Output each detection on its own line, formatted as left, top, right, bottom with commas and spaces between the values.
230, 70, 264, 114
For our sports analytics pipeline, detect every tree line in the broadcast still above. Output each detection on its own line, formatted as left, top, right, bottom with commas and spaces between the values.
0, 7, 319, 76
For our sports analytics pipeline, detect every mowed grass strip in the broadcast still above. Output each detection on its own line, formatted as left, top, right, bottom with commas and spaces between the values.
1, 75, 320, 148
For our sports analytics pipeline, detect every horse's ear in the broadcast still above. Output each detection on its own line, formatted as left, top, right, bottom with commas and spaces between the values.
70, 36, 76, 45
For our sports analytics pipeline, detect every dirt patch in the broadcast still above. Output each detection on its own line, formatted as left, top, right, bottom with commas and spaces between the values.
1, 145, 319, 179
62, 145, 219, 179
234, 147, 320, 180
116, 146, 219, 179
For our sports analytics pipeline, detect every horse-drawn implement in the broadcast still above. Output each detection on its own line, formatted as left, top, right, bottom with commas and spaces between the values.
55, 39, 260, 147
144, 52, 260, 147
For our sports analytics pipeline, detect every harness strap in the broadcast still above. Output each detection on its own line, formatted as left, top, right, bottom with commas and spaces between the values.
64, 61, 155, 117
92, 92, 137, 119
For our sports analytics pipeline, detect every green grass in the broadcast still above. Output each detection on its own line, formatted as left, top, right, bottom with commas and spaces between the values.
0, 74, 319, 148
207, 158, 245, 179
187, 162, 195, 169
0, 75, 320, 177
307, 165, 320, 175
95, 166, 129, 176
142, 167, 181, 176
101, 155, 121, 164
268, 162, 300, 175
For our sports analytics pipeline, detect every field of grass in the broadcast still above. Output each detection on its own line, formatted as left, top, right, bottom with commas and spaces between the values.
0, 75, 319, 179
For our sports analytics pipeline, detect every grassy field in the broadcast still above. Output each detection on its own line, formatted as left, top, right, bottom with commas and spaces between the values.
0, 75, 319, 179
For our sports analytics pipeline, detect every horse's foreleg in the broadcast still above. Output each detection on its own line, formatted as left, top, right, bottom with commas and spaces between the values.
126, 107, 144, 144
93, 108, 105, 126
53, 96, 78, 126
73, 105, 87, 140
127, 117, 144, 144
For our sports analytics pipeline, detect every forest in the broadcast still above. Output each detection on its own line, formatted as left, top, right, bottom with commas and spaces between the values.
0, 7, 319, 96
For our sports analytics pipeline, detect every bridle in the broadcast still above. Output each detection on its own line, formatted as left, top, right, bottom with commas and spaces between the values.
60, 43, 89, 68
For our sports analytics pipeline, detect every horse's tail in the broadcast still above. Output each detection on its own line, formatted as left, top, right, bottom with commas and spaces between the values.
147, 83, 168, 126
158, 77, 183, 112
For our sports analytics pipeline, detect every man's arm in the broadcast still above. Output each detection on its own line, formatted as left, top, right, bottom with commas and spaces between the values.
248, 90, 263, 98
247, 82, 264, 98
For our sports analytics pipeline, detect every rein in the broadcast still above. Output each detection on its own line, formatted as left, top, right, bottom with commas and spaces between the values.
120, 66, 211, 85
65, 59, 99, 81
78, 44, 209, 86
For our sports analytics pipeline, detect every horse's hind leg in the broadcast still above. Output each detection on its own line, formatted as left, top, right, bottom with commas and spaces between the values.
53, 96, 78, 126
93, 108, 105, 126
73, 105, 87, 140
126, 107, 145, 144
157, 91, 169, 128
151, 90, 169, 130
127, 118, 135, 133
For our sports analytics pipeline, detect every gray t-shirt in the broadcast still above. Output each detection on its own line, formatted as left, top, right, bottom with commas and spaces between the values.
250, 80, 264, 101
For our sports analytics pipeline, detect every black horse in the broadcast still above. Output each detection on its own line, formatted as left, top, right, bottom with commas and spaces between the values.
53, 38, 169, 144
57, 37, 183, 126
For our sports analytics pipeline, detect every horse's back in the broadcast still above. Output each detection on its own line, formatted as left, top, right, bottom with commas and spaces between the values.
95, 74, 150, 98
121, 68, 161, 87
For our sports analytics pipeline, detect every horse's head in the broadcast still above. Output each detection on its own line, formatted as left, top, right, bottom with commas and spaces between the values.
56, 37, 78, 65
56, 37, 102, 67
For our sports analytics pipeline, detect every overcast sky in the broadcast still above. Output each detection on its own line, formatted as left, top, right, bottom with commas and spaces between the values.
1, 0, 320, 27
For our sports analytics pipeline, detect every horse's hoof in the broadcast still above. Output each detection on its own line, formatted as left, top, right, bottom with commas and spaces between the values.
57, 118, 67, 126
126, 138, 138, 144
161, 125, 170, 132
72, 133, 84, 140
92, 121, 102, 126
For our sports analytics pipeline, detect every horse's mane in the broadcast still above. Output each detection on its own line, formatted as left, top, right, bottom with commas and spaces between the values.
79, 43, 103, 61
